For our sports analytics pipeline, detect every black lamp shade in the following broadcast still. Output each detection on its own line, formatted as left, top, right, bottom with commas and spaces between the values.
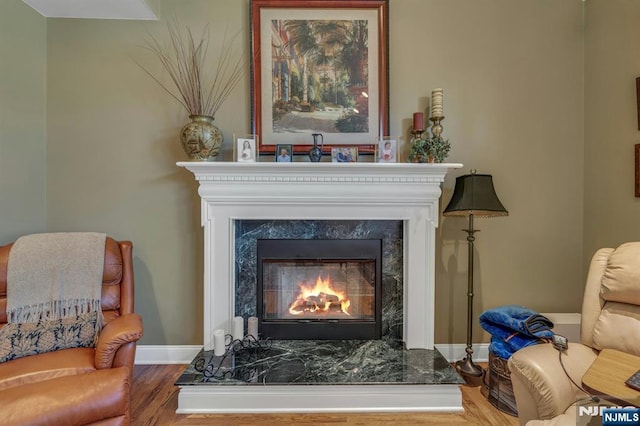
443, 173, 508, 218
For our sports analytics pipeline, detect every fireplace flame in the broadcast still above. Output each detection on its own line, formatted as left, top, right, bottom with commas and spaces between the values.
288, 275, 351, 316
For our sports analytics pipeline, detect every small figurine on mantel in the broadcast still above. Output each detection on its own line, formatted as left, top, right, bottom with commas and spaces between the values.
408, 88, 451, 163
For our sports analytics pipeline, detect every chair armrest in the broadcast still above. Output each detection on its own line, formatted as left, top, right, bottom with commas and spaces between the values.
507, 342, 597, 424
95, 313, 143, 369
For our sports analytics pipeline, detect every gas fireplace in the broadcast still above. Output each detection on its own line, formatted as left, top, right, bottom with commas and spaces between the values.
257, 239, 382, 340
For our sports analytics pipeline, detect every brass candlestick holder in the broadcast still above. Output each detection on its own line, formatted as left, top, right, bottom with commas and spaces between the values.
430, 115, 445, 138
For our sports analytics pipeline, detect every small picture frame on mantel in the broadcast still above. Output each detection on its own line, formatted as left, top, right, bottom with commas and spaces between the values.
234, 134, 258, 162
275, 144, 293, 163
331, 147, 358, 163
376, 137, 399, 163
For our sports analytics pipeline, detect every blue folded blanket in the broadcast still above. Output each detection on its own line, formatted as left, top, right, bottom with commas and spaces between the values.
479, 305, 554, 359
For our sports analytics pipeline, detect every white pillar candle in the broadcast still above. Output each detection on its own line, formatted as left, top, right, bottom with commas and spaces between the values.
248, 316, 259, 339
232, 316, 244, 341
431, 88, 444, 117
213, 329, 226, 356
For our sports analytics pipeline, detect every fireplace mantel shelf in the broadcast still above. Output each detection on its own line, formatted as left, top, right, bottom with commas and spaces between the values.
177, 161, 462, 182
178, 161, 463, 211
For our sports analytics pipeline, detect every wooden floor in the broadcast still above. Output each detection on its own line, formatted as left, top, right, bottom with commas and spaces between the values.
131, 364, 520, 425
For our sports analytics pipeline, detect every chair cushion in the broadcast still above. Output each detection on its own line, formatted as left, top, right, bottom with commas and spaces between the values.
592, 301, 640, 356
0, 312, 99, 363
590, 243, 640, 356
601, 242, 640, 305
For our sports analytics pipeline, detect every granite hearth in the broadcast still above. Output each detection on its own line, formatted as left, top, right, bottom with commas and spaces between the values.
175, 340, 464, 412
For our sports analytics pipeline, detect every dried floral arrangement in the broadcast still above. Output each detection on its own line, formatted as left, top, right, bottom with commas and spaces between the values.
137, 21, 248, 117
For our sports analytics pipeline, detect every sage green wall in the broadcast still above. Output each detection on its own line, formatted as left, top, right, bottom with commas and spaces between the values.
45, 0, 251, 345
584, 0, 640, 262
411, 0, 585, 344
0, 1, 47, 244
42, 0, 585, 345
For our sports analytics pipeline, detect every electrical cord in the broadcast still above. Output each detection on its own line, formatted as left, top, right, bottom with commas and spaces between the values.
557, 347, 600, 404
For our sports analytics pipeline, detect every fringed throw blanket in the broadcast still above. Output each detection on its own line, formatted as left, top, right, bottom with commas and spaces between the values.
0, 232, 106, 362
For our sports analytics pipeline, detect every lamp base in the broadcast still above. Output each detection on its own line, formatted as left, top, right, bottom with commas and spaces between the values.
455, 357, 484, 386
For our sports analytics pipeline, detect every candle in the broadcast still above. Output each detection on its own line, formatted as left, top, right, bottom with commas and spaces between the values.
232, 316, 244, 341
412, 112, 424, 132
248, 316, 259, 339
213, 329, 226, 356
431, 88, 444, 117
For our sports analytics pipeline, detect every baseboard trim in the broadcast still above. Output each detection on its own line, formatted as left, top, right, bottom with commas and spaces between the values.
434, 343, 490, 363
135, 343, 490, 365
176, 384, 462, 414
135, 345, 202, 364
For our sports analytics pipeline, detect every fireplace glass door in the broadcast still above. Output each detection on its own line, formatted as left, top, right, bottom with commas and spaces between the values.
263, 260, 375, 320
257, 239, 382, 340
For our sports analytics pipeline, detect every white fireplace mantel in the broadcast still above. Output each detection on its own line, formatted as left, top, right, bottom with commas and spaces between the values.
178, 161, 462, 351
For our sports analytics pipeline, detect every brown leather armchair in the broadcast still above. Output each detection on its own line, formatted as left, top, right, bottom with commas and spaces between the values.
508, 242, 640, 425
0, 237, 143, 426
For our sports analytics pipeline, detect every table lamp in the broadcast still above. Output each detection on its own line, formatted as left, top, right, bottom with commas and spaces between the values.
443, 171, 508, 380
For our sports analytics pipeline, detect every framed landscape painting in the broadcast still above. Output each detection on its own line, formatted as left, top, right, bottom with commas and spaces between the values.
250, 0, 389, 154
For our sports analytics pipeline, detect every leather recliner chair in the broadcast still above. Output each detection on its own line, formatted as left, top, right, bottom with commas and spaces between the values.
0, 237, 143, 426
508, 242, 640, 425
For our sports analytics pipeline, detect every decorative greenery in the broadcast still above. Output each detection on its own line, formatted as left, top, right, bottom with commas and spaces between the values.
408, 136, 451, 163
137, 21, 249, 117
429, 136, 451, 162
408, 137, 428, 163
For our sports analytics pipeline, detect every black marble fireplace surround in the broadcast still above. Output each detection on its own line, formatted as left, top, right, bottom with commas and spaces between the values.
235, 220, 403, 341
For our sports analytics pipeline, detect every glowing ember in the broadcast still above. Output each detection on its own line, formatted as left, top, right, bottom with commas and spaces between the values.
288, 275, 351, 316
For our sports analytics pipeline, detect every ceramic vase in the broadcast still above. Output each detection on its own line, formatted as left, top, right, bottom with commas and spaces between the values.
180, 115, 223, 160
309, 133, 323, 162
